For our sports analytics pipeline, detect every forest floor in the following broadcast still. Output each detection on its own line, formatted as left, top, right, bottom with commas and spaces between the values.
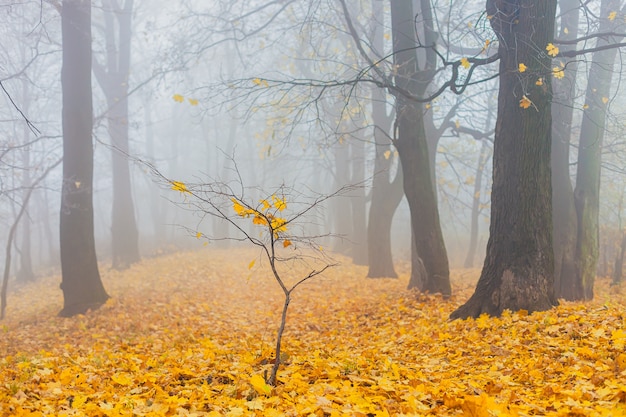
1, 248, 625, 416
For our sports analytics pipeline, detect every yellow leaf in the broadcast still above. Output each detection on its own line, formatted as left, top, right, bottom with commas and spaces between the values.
171, 180, 191, 194
460, 58, 470, 69
72, 395, 88, 408
252, 78, 269, 87
272, 195, 286, 211
455, 120, 461, 129
518, 63, 527, 73
260, 199, 271, 211
425, 103, 432, 109
612, 329, 626, 349
283, 240, 292, 248
188, 98, 199, 106
248, 259, 255, 270
249, 374, 271, 396
111, 372, 132, 386
519, 95, 532, 109
564, 27, 569, 34
196, 232, 202, 239
608, 11, 617, 21
383, 150, 391, 160
535, 78, 543, 86
172, 94, 184, 103
583, 103, 589, 109
253, 215, 268, 226
383, 33, 390, 40
552, 67, 565, 79
602, 96, 609, 104
546, 43, 559, 57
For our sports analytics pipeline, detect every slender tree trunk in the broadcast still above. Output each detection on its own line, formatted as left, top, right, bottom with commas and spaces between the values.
94, 0, 140, 269
613, 231, 626, 285
390, 0, 450, 295
366, 0, 403, 277
59, 0, 109, 317
349, 135, 368, 265
572, 0, 622, 299
451, 0, 558, 319
17, 80, 35, 283
464, 140, 490, 268
551, 0, 581, 301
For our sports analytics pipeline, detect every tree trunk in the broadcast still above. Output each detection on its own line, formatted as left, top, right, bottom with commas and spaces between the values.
551, 0, 580, 300
464, 140, 490, 268
391, 0, 450, 296
366, 0, 402, 277
613, 230, 626, 285
94, 0, 140, 269
572, 0, 622, 299
17, 80, 35, 283
349, 135, 368, 265
59, 0, 109, 317
451, 0, 558, 319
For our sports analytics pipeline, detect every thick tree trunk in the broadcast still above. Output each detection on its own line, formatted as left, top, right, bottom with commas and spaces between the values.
551, 0, 580, 300
451, 0, 558, 319
59, 0, 109, 317
572, 0, 622, 299
390, 0, 450, 296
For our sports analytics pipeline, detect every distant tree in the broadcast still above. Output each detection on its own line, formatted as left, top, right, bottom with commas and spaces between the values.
93, 0, 140, 269
451, 0, 559, 318
388, 0, 451, 295
59, 0, 109, 317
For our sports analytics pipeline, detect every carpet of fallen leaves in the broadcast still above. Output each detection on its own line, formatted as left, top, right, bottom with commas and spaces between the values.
1, 248, 626, 417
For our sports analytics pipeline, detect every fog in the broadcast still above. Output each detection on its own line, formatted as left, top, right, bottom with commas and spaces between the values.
1, 0, 625, 294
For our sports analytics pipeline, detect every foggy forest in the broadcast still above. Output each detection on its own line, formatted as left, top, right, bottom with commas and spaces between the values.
1, 0, 626, 415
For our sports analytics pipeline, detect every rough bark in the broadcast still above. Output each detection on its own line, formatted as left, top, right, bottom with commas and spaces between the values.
93, 0, 140, 270
551, 0, 580, 299
572, 0, 622, 300
451, 0, 558, 319
59, 0, 109, 317
390, 0, 451, 295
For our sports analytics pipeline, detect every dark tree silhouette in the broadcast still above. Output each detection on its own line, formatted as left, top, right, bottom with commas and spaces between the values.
451, 0, 559, 319
59, 0, 109, 317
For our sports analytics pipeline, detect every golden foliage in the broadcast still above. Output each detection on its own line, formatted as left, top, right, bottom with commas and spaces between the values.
519, 95, 533, 109
1, 249, 626, 416
546, 43, 559, 57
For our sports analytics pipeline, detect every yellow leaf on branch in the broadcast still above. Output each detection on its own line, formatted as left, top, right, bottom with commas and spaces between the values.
172, 94, 184, 103
460, 58, 470, 69
546, 43, 559, 57
519, 95, 533, 109
171, 180, 191, 194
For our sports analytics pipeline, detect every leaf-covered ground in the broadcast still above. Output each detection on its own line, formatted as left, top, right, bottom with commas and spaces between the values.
1, 249, 626, 416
